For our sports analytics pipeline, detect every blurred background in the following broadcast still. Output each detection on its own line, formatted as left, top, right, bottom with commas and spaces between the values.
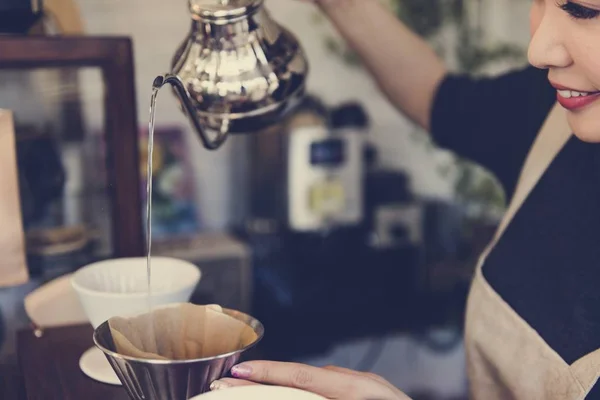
0, 0, 533, 399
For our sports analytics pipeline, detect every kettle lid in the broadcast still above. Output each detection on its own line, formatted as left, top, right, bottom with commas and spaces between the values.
189, 0, 263, 21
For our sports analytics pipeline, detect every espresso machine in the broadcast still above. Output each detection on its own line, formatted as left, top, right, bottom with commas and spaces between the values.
242, 96, 369, 234
287, 114, 365, 233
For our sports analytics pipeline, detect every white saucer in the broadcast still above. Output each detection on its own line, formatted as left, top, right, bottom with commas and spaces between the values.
79, 346, 121, 386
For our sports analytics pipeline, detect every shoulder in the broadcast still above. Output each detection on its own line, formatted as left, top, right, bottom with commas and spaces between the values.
430, 65, 556, 197
436, 64, 551, 93
431, 65, 556, 147
432, 65, 555, 128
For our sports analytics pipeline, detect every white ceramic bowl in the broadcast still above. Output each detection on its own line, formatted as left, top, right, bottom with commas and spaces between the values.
190, 386, 326, 400
71, 257, 201, 328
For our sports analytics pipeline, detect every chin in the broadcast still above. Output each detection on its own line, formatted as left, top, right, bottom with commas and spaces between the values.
567, 107, 600, 143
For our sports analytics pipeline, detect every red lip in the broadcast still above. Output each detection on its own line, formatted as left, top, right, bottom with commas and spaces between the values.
549, 81, 595, 92
550, 81, 600, 110
556, 91, 600, 111
551, 82, 572, 91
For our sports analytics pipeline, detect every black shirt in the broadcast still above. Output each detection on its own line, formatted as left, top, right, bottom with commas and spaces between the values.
430, 65, 600, 397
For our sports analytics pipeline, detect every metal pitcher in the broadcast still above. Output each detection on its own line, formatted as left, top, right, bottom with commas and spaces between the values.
154, 0, 309, 150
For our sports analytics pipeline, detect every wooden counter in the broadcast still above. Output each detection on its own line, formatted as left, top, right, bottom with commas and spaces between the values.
15, 324, 129, 400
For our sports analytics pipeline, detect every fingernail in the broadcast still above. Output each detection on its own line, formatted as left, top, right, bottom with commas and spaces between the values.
210, 380, 230, 391
231, 364, 252, 378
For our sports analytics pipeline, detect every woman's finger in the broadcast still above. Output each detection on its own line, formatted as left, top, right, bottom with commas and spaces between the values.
322, 365, 375, 379
322, 365, 361, 374
321, 365, 401, 393
210, 377, 259, 391
230, 361, 376, 399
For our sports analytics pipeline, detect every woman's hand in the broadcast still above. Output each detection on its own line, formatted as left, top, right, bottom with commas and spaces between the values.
210, 361, 411, 400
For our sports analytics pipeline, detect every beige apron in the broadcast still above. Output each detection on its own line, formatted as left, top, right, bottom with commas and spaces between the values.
464, 103, 600, 400
0, 110, 28, 287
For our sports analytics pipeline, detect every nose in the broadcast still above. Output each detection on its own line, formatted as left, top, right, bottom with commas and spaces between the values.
528, 8, 572, 69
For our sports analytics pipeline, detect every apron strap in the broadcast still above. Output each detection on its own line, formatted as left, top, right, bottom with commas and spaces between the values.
0, 110, 29, 287
478, 102, 572, 263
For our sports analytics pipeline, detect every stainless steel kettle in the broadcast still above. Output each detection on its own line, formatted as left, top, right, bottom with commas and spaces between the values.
153, 0, 309, 150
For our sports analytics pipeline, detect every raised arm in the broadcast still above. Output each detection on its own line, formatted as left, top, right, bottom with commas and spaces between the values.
306, 0, 447, 131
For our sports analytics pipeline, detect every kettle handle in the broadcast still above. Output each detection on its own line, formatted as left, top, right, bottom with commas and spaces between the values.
152, 74, 229, 150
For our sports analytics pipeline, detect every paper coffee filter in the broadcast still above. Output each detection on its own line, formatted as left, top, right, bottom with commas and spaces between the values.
108, 303, 258, 361
201, 307, 257, 357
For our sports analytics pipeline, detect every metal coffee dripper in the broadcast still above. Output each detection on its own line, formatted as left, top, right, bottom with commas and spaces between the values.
93, 308, 264, 400
154, 0, 309, 150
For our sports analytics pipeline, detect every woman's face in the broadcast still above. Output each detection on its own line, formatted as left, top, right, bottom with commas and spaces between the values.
529, 0, 600, 141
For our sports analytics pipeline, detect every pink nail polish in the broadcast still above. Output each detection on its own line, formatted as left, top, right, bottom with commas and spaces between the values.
231, 364, 252, 378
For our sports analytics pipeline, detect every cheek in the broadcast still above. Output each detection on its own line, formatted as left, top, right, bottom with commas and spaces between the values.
569, 105, 600, 142
585, 45, 600, 88
569, 29, 600, 88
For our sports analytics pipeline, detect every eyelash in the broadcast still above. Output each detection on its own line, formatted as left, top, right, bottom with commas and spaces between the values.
558, 1, 600, 19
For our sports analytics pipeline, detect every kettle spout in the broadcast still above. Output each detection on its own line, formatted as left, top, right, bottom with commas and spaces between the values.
152, 74, 229, 150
